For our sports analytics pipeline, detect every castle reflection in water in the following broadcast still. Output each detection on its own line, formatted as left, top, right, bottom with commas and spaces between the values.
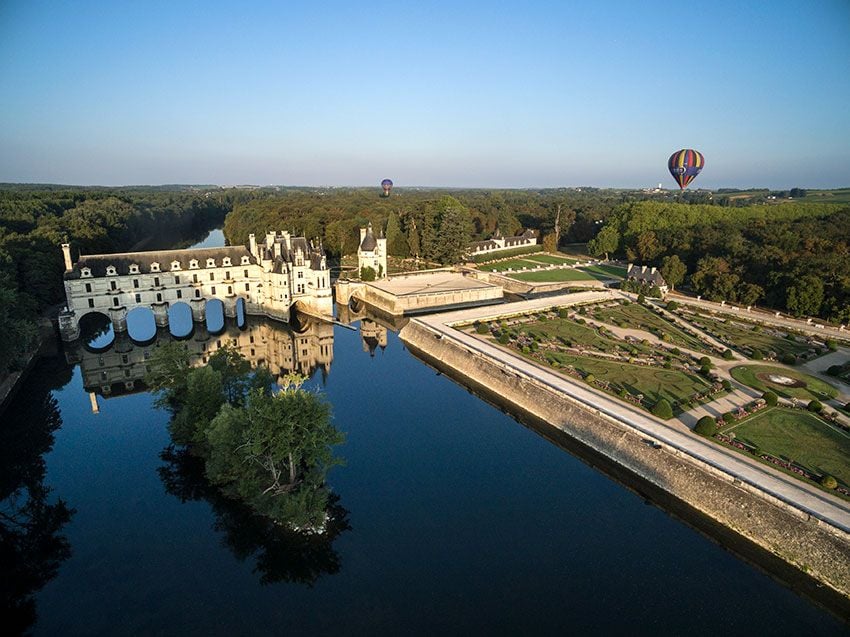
66, 303, 401, 411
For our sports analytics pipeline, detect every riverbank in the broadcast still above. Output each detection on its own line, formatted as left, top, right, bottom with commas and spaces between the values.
399, 295, 850, 604
0, 317, 58, 413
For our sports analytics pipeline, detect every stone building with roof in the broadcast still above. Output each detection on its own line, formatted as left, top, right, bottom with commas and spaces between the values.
357, 222, 387, 279
626, 263, 668, 295
467, 228, 537, 258
58, 230, 332, 341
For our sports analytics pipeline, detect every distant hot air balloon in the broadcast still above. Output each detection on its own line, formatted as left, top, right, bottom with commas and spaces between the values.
381, 178, 393, 197
667, 149, 704, 190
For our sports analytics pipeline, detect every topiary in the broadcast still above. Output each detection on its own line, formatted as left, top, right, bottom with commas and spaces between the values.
476, 323, 489, 334
762, 391, 778, 407
781, 353, 797, 366
699, 364, 712, 376
652, 399, 674, 420
751, 349, 763, 361
699, 356, 712, 367
722, 411, 736, 424
498, 333, 510, 345
820, 475, 838, 489
666, 300, 678, 311
558, 308, 568, 319
637, 293, 646, 304
694, 416, 716, 435
721, 379, 732, 390
807, 399, 823, 413
722, 349, 734, 360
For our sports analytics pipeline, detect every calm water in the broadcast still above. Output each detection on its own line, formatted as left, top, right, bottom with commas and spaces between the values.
2, 234, 848, 635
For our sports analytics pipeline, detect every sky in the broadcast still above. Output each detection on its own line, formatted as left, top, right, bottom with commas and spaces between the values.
1, 0, 849, 189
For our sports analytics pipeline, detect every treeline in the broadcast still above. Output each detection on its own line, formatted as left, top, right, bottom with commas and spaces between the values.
588, 201, 850, 322
0, 186, 236, 374
222, 187, 652, 260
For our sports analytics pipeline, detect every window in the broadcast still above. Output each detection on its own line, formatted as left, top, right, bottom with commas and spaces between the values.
88, 298, 94, 308
129, 264, 139, 274
176, 290, 182, 299
241, 256, 250, 265
81, 267, 92, 277
106, 266, 116, 276
135, 293, 141, 303
227, 286, 232, 294
85, 283, 92, 293
154, 276, 160, 287
244, 269, 249, 277
195, 289, 200, 298
245, 283, 250, 291
223, 257, 232, 266
133, 279, 139, 288
206, 258, 216, 268
171, 260, 181, 271
113, 297, 119, 307
150, 262, 160, 272
193, 273, 198, 283
156, 293, 162, 302
110, 281, 117, 291
209, 273, 215, 281
174, 275, 180, 284
189, 259, 199, 269
226, 271, 231, 280
122, 354, 129, 364
211, 286, 216, 295
298, 271, 304, 279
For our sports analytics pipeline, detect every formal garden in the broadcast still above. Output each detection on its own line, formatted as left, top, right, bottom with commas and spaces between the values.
672, 307, 835, 362
730, 364, 838, 402
705, 406, 850, 498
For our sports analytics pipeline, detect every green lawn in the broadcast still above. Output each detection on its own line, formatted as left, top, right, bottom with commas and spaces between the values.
685, 311, 813, 358
730, 365, 838, 401
593, 302, 713, 354
509, 268, 596, 282
478, 259, 542, 272
578, 264, 627, 280
523, 254, 577, 266
543, 352, 710, 407
515, 315, 651, 355
721, 408, 850, 489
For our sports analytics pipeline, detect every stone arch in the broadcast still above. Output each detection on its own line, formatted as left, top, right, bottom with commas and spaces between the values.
78, 310, 114, 351
167, 301, 194, 339
205, 298, 225, 334
126, 307, 157, 344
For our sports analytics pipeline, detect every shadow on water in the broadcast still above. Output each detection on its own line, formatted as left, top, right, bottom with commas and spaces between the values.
158, 446, 350, 586
403, 342, 850, 623
0, 356, 75, 635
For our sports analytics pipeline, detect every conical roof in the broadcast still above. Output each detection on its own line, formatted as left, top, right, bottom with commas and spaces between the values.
360, 223, 378, 251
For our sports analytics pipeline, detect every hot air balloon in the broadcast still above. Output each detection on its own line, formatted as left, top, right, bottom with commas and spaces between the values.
381, 179, 393, 197
667, 149, 704, 190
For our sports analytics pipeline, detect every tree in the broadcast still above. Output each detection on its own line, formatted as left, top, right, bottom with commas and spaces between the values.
169, 365, 225, 447
807, 399, 823, 413
406, 217, 421, 259
786, 274, 824, 317
691, 256, 739, 302
762, 391, 778, 406
360, 266, 376, 281
430, 196, 472, 264
652, 399, 673, 419
660, 255, 686, 291
542, 233, 558, 253
820, 474, 838, 489
385, 211, 408, 257
636, 231, 662, 262
145, 342, 193, 408
694, 416, 716, 435
587, 225, 619, 261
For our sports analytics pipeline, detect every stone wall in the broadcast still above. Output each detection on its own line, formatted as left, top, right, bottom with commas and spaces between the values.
400, 321, 850, 602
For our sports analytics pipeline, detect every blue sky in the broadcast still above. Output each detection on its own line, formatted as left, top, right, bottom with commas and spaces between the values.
1, 0, 849, 188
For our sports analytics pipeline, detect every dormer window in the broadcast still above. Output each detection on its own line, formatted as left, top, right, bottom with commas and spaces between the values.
240, 256, 250, 265
106, 266, 117, 276
129, 264, 140, 274
206, 258, 216, 268
150, 262, 161, 272
81, 267, 92, 278
189, 259, 199, 269
222, 257, 232, 266
171, 260, 181, 271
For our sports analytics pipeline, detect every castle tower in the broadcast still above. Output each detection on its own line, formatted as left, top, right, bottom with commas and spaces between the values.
357, 222, 387, 279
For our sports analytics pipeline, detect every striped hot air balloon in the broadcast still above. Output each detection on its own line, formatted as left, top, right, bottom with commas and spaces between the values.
667, 149, 704, 190
381, 179, 393, 197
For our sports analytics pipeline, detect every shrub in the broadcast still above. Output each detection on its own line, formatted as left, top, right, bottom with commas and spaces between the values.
584, 373, 596, 384
694, 416, 716, 435
476, 323, 489, 334
762, 391, 778, 406
663, 361, 671, 369
751, 349, 764, 361
360, 265, 376, 281
652, 399, 673, 419
618, 389, 627, 398
699, 356, 712, 367
826, 365, 843, 377
721, 379, 732, 390
671, 348, 681, 356
558, 308, 568, 319
722, 411, 736, 424
699, 364, 712, 376
666, 300, 678, 311
781, 353, 797, 365
820, 475, 838, 489
637, 293, 646, 304
807, 399, 823, 413
722, 349, 734, 360
826, 339, 838, 351
498, 333, 510, 345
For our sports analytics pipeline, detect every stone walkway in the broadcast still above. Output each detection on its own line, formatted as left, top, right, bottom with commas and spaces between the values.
412, 293, 850, 534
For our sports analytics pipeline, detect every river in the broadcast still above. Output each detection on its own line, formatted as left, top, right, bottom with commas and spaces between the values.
2, 228, 847, 635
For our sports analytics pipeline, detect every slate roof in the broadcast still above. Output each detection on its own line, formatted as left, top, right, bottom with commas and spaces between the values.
627, 264, 667, 287
65, 246, 255, 279
359, 224, 378, 252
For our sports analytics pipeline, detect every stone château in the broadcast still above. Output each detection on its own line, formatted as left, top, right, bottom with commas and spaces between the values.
59, 230, 333, 341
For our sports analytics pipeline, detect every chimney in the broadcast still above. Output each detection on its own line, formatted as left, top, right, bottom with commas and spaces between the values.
249, 233, 257, 257
61, 243, 73, 271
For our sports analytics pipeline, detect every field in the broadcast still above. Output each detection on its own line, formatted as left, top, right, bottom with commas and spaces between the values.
802, 188, 850, 204
508, 269, 596, 282
578, 264, 627, 279
721, 408, 850, 488
592, 302, 712, 353
543, 352, 710, 407
685, 311, 814, 358
730, 365, 838, 401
